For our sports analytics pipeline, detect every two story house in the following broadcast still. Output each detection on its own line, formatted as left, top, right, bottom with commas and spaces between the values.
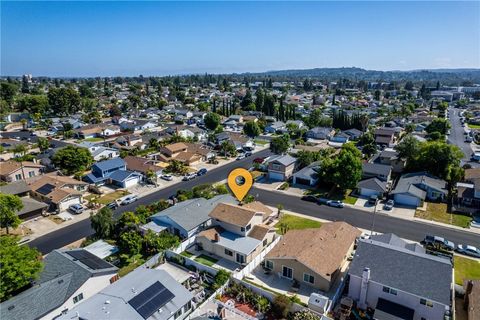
84, 158, 142, 188
0, 160, 44, 182
267, 154, 297, 181
348, 234, 452, 320
196, 202, 276, 265
306, 127, 335, 140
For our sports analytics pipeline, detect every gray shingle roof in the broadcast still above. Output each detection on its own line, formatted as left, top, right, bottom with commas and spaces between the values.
362, 163, 392, 177
0, 181, 30, 195
392, 172, 447, 198
151, 194, 236, 232
357, 177, 387, 193
269, 154, 297, 166
349, 238, 452, 305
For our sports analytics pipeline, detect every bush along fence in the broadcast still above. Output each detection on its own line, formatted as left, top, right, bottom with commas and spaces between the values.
165, 249, 219, 275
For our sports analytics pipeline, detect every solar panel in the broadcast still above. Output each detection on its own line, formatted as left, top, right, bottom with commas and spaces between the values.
128, 281, 175, 319
36, 183, 56, 195
66, 250, 113, 270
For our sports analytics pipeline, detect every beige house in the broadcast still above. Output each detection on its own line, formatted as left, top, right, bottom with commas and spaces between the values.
0, 160, 44, 182
160, 142, 188, 158
267, 154, 297, 181
196, 202, 276, 265
265, 222, 361, 292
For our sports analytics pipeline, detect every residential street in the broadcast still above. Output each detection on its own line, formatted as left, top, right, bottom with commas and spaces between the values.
448, 107, 479, 168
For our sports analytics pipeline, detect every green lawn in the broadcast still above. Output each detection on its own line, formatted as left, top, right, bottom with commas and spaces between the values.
454, 256, 480, 285
85, 190, 130, 205
468, 123, 480, 129
305, 187, 358, 204
254, 139, 269, 146
118, 259, 145, 277
415, 203, 472, 228
194, 254, 218, 267
83, 137, 104, 142
275, 214, 322, 234
181, 251, 194, 258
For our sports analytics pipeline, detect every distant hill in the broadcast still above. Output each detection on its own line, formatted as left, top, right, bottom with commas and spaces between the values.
240, 67, 480, 83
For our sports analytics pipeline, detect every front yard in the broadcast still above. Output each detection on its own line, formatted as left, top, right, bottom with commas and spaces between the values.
454, 255, 480, 285
274, 214, 322, 234
415, 203, 472, 228
304, 186, 358, 205
85, 190, 130, 205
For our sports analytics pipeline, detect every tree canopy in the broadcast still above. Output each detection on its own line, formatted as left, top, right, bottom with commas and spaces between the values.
90, 207, 115, 239
52, 146, 93, 175
243, 121, 261, 138
270, 134, 290, 154
0, 193, 23, 234
204, 112, 221, 130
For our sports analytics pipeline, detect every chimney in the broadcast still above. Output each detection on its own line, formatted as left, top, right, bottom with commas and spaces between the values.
214, 233, 219, 242
359, 267, 370, 310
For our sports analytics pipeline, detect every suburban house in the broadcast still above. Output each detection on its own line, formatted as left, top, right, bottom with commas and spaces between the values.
357, 177, 388, 198
0, 180, 48, 220
196, 202, 276, 265
84, 158, 142, 188
120, 119, 157, 132
292, 161, 321, 186
455, 168, 480, 209
185, 143, 216, 161
344, 128, 363, 141
160, 142, 188, 158
28, 174, 87, 212
142, 194, 236, 239
114, 134, 145, 150
265, 121, 286, 133
0, 160, 44, 182
372, 148, 406, 173
265, 222, 361, 292
391, 172, 448, 207
56, 268, 193, 320
306, 127, 335, 140
362, 163, 392, 182
267, 154, 297, 181
78, 142, 120, 161
330, 132, 350, 143
375, 127, 398, 147
348, 234, 452, 320
463, 280, 480, 320
124, 155, 165, 179
0, 249, 118, 320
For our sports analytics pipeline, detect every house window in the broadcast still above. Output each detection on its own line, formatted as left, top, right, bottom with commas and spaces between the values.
73, 293, 84, 304
225, 249, 233, 256
246, 224, 251, 231
265, 260, 274, 270
303, 273, 314, 284
263, 239, 268, 247
272, 164, 281, 170
174, 309, 182, 319
383, 286, 397, 295
282, 266, 293, 279
28, 171, 35, 177
15, 173, 22, 181
241, 227, 245, 232
420, 299, 433, 307
236, 253, 245, 264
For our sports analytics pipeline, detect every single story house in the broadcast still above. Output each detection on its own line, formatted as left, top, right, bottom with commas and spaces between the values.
344, 128, 363, 141
265, 121, 286, 133
265, 222, 361, 292
306, 127, 335, 140
330, 132, 350, 143
392, 172, 448, 207
357, 177, 388, 198
362, 163, 392, 182
292, 161, 321, 186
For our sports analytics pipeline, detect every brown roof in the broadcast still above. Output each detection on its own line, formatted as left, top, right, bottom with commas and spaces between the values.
124, 156, 161, 174
465, 280, 480, 320
28, 175, 86, 191
174, 151, 201, 163
0, 161, 44, 176
243, 201, 273, 220
48, 188, 82, 204
465, 168, 480, 181
198, 226, 224, 241
209, 203, 260, 226
164, 142, 188, 153
266, 222, 361, 277
184, 143, 214, 157
248, 224, 271, 240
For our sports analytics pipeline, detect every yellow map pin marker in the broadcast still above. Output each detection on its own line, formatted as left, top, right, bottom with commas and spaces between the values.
228, 168, 253, 202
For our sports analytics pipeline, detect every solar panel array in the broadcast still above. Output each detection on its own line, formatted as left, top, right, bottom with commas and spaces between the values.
36, 183, 56, 195
66, 250, 113, 270
128, 281, 175, 319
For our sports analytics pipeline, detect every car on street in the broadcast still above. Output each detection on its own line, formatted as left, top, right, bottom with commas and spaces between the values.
245, 151, 253, 157
301, 195, 318, 203
253, 157, 265, 164
236, 153, 246, 160
120, 195, 138, 205
197, 168, 208, 176
106, 201, 119, 210
326, 200, 344, 208
383, 199, 395, 210
456, 245, 480, 258
182, 172, 197, 181
161, 174, 173, 181
68, 204, 85, 214
422, 235, 455, 251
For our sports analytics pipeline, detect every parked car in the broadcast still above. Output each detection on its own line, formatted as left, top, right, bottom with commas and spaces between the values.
368, 195, 378, 205
68, 204, 84, 214
106, 201, 119, 210
253, 157, 265, 164
301, 195, 318, 203
456, 245, 480, 258
326, 200, 344, 208
197, 168, 208, 176
245, 151, 253, 157
120, 195, 138, 205
236, 154, 246, 160
161, 174, 173, 181
383, 199, 394, 210
422, 235, 455, 251
182, 172, 197, 181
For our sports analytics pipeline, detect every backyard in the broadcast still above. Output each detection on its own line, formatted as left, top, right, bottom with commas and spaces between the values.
85, 190, 130, 205
415, 203, 472, 228
454, 255, 480, 285
194, 254, 219, 267
275, 214, 322, 234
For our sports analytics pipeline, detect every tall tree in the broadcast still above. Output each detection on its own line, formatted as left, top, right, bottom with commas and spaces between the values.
270, 134, 290, 154
52, 146, 93, 175
90, 207, 115, 239
243, 121, 261, 138
0, 194, 23, 234
204, 112, 221, 130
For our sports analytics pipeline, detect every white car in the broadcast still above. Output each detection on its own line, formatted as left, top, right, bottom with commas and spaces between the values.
456, 245, 480, 258
68, 204, 84, 214
161, 174, 173, 181
236, 153, 246, 160
121, 195, 138, 205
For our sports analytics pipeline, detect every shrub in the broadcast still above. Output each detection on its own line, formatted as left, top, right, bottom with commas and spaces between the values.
272, 294, 292, 319
212, 269, 231, 290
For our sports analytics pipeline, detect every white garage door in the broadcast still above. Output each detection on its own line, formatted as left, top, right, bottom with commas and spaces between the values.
123, 176, 140, 188
269, 172, 284, 181
59, 197, 81, 211
394, 194, 420, 207
360, 188, 378, 197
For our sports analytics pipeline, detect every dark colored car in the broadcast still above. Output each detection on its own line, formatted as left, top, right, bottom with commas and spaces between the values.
107, 202, 119, 210
197, 168, 208, 176
301, 195, 318, 203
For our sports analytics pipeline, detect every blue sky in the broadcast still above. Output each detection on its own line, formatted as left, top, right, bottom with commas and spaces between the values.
1, 1, 479, 77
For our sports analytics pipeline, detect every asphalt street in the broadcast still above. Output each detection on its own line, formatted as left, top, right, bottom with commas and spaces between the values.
27, 148, 273, 253
448, 107, 479, 168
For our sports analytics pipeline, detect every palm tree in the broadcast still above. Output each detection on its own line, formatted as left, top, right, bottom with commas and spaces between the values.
145, 170, 157, 186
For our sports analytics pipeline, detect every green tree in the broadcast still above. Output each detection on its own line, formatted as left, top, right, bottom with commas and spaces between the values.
17, 95, 49, 114
293, 310, 321, 320
411, 141, 463, 181
117, 211, 140, 231
255, 88, 264, 112
221, 140, 237, 157
240, 90, 253, 109
0, 194, 23, 234
272, 294, 292, 319
142, 230, 180, 256
118, 230, 143, 255
166, 159, 188, 175
243, 121, 261, 138
323, 143, 362, 191
395, 135, 421, 161
0, 82, 19, 105
47, 87, 81, 115
204, 112, 221, 130
270, 134, 290, 154
12, 143, 28, 157
52, 146, 93, 175
296, 150, 321, 169
0, 236, 43, 301
425, 118, 450, 135
90, 207, 115, 239
37, 137, 50, 153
